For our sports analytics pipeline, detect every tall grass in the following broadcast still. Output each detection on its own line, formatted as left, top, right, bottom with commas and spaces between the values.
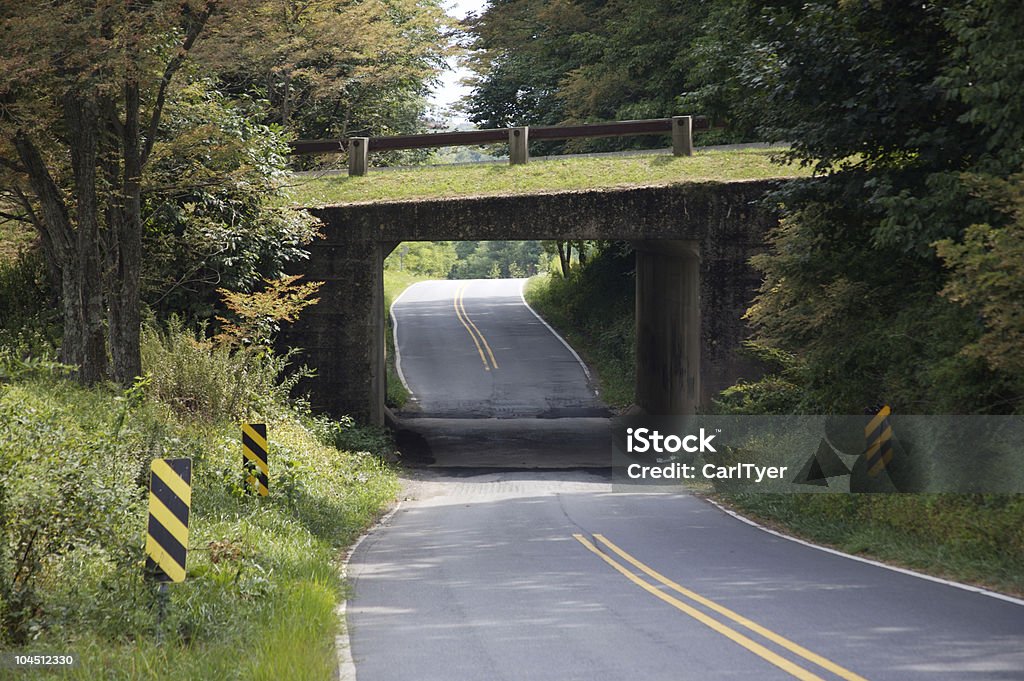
0, 322, 398, 679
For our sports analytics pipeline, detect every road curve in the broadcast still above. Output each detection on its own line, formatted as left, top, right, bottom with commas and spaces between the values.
392, 278, 606, 419
348, 474, 1024, 681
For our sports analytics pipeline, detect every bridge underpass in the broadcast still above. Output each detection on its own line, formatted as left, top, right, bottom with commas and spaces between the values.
285, 179, 783, 436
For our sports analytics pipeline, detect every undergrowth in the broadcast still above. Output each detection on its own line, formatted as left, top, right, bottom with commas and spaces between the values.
0, 323, 398, 679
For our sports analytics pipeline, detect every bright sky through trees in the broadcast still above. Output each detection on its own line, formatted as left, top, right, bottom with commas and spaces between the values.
431, 0, 487, 124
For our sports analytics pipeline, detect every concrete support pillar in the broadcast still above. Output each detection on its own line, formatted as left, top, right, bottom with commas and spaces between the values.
286, 239, 388, 424
349, 137, 369, 176
634, 240, 701, 415
672, 116, 693, 157
509, 127, 529, 165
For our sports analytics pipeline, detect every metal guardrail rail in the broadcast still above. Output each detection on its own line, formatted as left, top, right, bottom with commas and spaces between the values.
289, 116, 710, 176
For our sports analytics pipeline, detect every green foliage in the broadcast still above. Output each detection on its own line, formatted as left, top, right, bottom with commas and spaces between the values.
201, 0, 449, 160
384, 241, 458, 278
719, 2, 1024, 415
0, 250, 58, 353
215, 275, 323, 349
936, 174, 1024, 382
713, 343, 804, 415
0, 354, 397, 675
140, 320, 304, 425
450, 240, 545, 279
464, 0, 733, 149
144, 83, 323, 322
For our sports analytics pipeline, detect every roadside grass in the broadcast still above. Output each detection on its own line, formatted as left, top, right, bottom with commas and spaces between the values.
284, 148, 809, 206
0, 327, 399, 679
719, 493, 1024, 596
383, 269, 432, 409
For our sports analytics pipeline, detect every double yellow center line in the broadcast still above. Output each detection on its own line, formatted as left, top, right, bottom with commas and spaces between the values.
574, 534, 869, 681
454, 283, 499, 371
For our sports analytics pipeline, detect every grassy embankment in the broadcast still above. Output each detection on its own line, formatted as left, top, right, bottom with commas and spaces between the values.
383, 269, 432, 409
525, 256, 1024, 596
0, 237, 400, 679
285, 147, 809, 206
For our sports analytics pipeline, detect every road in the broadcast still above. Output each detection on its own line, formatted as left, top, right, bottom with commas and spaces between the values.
347, 277, 1024, 680
390, 278, 609, 468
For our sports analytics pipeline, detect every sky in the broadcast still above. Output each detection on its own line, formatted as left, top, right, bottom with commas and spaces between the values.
428, 0, 489, 125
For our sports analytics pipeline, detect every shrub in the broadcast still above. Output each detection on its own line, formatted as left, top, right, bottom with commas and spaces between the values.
140, 319, 305, 425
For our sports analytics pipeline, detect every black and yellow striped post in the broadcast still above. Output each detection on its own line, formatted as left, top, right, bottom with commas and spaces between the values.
242, 423, 269, 496
145, 458, 192, 583
864, 405, 893, 478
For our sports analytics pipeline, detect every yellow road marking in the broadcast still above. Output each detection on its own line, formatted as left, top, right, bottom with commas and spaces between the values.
457, 286, 499, 369
574, 534, 826, 681
453, 283, 499, 370
593, 535, 870, 681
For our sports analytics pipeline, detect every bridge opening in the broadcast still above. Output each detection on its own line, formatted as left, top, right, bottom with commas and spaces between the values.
284, 180, 776, 466
385, 240, 604, 418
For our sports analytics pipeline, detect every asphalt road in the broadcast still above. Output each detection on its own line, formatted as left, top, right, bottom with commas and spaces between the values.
347, 277, 1024, 680
391, 278, 609, 468
392, 278, 605, 420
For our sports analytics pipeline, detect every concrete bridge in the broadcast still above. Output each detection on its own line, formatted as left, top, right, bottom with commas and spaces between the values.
288, 179, 784, 424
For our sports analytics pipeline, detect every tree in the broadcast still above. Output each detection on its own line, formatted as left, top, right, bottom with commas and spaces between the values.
936, 174, 1024, 381
142, 83, 322, 321
384, 241, 457, 278
0, 1, 224, 384
201, 0, 450, 143
734, 1, 1024, 413
450, 241, 544, 279
464, 0, 724, 149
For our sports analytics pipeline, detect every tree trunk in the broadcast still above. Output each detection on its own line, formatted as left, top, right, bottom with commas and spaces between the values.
575, 240, 588, 267
556, 241, 570, 277
13, 124, 106, 382
64, 92, 108, 383
108, 81, 143, 385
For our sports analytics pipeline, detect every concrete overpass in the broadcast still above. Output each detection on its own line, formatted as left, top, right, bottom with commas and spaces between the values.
287, 179, 785, 424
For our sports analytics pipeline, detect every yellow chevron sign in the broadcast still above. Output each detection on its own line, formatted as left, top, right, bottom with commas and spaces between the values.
864, 405, 893, 478
145, 458, 192, 583
243, 423, 269, 497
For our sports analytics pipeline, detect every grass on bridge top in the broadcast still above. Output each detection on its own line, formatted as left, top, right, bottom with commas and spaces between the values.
284, 147, 811, 206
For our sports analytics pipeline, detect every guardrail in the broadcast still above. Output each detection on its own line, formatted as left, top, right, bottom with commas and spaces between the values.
289, 116, 709, 176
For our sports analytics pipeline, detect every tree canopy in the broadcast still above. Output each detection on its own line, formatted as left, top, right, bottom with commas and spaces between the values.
0, 0, 448, 385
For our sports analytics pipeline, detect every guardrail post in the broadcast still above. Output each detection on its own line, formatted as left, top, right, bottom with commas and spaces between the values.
349, 137, 369, 176
509, 127, 529, 165
672, 116, 693, 157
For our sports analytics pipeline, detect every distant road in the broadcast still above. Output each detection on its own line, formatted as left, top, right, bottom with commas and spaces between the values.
392, 278, 605, 419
